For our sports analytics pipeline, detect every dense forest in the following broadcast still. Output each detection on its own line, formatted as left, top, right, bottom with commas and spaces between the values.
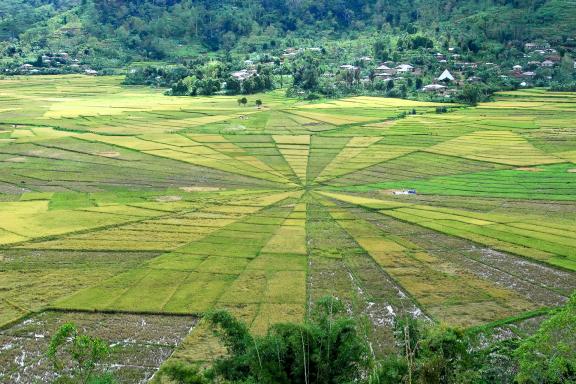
1, 0, 575, 65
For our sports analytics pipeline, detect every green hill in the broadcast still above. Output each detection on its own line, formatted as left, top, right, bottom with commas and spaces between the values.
1, 0, 575, 67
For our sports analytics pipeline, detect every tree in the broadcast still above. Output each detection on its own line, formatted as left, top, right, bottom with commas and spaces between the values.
255, 99, 263, 108
386, 79, 395, 91
411, 35, 434, 49
47, 323, 115, 384
516, 294, 576, 384
373, 39, 389, 61
415, 78, 423, 90
226, 77, 242, 95
206, 296, 370, 384
239, 97, 248, 107
458, 84, 486, 106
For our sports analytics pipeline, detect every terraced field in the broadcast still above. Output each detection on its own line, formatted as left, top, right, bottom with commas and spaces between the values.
0, 76, 575, 381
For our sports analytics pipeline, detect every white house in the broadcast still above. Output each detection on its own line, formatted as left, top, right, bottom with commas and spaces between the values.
423, 84, 447, 93
374, 64, 396, 77
437, 69, 455, 82
231, 69, 257, 81
340, 64, 359, 71
396, 64, 414, 73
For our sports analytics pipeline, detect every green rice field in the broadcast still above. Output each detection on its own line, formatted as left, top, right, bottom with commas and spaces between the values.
0, 76, 575, 380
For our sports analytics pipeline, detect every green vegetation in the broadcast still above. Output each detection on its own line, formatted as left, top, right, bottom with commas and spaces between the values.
1, 0, 575, 101
47, 323, 116, 384
152, 295, 576, 384
0, 76, 575, 383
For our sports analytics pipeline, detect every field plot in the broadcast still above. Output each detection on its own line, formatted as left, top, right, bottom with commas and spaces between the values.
1, 76, 575, 380
0, 311, 196, 383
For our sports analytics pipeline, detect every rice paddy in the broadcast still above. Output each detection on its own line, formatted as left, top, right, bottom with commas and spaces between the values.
0, 76, 575, 380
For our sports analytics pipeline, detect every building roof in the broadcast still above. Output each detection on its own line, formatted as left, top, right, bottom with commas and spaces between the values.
396, 64, 414, 72
438, 69, 455, 81
422, 84, 447, 92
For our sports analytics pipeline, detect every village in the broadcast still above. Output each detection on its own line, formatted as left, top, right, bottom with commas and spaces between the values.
6, 38, 576, 101
208, 39, 576, 100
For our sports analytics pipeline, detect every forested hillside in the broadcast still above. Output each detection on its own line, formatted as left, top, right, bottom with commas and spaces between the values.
1, 0, 575, 66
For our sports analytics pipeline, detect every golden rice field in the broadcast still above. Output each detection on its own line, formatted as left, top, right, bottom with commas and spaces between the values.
0, 76, 575, 380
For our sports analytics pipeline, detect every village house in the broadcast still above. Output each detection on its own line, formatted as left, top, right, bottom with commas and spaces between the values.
513, 65, 523, 72
525, 42, 550, 51
374, 64, 396, 77
85, 69, 98, 76
541, 60, 555, 68
396, 64, 414, 73
422, 84, 447, 94
281, 48, 300, 61
527, 61, 541, 68
340, 64, 359, 72
438, 69, 455, 82
522, 71, 536, 78
454, 62, 478, 70
231, 69, 257, 81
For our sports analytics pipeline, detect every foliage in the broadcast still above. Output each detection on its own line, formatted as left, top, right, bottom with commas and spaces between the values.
515, 293, 576, 384
154, 361, 208, 384
206, 296, 370, 384
456, 84, 492, 105
47, 323, 116, 384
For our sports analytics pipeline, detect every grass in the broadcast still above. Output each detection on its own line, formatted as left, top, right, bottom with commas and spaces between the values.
1, 76, 575, 371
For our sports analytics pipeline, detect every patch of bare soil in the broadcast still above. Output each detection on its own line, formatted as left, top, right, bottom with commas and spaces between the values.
568, 169, 576, 173
154, 195, 183, 202
179, 186, 221, 192
515, 167, 542, 172
0, 311, 197, 384
4, 157, 27, 163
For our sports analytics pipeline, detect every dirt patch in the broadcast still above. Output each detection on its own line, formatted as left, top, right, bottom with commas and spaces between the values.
179, 186, 221, 192
0, 311, 197, 384
568, 169, 576, 173
4, 157, 27, 163
95, 151, 121, 158
154, 195, 183, 202
515, 167, 542, 172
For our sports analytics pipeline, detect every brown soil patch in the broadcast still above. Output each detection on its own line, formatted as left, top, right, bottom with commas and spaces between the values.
179, 186, 221, 192
4, 157, 27, 163
381, 189, 402, 195
515, 167, 542, 172
95, 151, 121, 158
568, 169, 576, 173
155, 195, 183, 202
